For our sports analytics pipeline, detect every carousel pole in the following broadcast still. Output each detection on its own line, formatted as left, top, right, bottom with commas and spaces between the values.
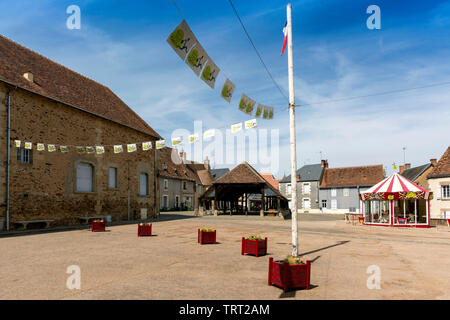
286, 3, 299, 257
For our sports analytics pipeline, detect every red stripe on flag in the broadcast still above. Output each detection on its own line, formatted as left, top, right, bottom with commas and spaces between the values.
281, 36, 287, 55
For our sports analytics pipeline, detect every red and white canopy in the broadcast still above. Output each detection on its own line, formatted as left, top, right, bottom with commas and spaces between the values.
360, 173, 432, 200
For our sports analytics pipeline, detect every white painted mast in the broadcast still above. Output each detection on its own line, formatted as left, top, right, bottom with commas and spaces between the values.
287, 3, 298, 257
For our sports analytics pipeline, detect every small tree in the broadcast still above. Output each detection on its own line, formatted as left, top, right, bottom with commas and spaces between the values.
269, 109, 274, 119
255, 106, 261, 117
263, 109, 268, 119
246, 102, 254, 114
187, 49, 198, 67
169, 29, 184, 48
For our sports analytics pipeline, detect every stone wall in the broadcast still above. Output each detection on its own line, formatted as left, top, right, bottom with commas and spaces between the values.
0, 83, 159, 229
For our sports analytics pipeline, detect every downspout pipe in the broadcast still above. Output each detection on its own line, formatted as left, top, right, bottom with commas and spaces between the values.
6, 88, 16, 231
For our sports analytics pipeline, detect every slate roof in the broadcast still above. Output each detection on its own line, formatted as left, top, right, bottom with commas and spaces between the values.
280, 164, 324, 183
401, 163, 432, 181
428, 146, 450, 179
320, 165, 385, 188
0, 34, 160, 138
158, 148, 197, 181
210, 168, 230, 180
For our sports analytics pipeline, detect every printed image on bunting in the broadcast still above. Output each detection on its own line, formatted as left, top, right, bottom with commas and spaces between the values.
142, 142, 152, 151
76, 146, 84, 153
231, 122, 242, 134
86, 147, 95, 154
186, 42, 208, 76
201, 58, 220, 89
221, 79, 235, 103
60, 146, 68, 153
156, 140, 166, 149
37, 143, 45, 151
47, 144, 56, 152
263, 106, 274, 119
24, 142, 32, 150
255, 104, 263, 118
114, 145, 123, 153
189, 133, 199, 144
96, 146, 105, 154
14, 140, 20, 148
245, 119, 257, 129
167, 20, 197, 61
203, 129, 215, 140
127, 144, 137, 153
172, 137, 182, 147
238, 94, 256, 116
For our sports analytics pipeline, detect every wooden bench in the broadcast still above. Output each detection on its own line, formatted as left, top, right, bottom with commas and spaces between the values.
13, 220, 54, 230
78, 216, 106, 224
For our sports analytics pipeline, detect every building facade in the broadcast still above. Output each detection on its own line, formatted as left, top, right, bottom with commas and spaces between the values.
427, 147, 450, 221
0, 35, 161, 230
319, 164, 385, 214
279, 161, 326, 213
400, 160, 436, 190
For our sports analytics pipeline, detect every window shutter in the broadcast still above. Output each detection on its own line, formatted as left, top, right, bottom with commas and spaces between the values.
139, 173, 148, 195
108, 168, 117, 188
77, 163, 93, 192
436, 186, 441, 199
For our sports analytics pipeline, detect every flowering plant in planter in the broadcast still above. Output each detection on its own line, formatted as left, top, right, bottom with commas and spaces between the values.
242, 235, 267, 257
91, 219, 105, 232
198, 228, 216, 244
138, 223, 152, 236
268, 255, 311, 292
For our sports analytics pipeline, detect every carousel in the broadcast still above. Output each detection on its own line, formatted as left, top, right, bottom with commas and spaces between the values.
360, 173, 433, 228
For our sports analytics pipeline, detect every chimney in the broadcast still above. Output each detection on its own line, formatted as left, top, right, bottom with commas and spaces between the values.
296, 175, 300, 181
23, 72, 34, 83
321, 159, 328, 168
405, 163, 411, 170
204, 156, 210, 170
430, 158, 437, 166
179, 150, 187, 163
399, 165, 405, 173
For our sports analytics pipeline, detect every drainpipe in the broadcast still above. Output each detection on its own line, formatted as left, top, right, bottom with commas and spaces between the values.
6, 88, 16, 231
154, 145, 158, 219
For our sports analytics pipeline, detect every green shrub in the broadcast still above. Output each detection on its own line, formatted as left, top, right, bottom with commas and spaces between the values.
187, 49, 198, 67
170, 29, 184, 48
284, 255, 305, 265
246, 235, 262, 241
201, 227, 215, 232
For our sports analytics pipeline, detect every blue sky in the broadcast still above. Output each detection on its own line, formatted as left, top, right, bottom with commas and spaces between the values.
1, 0, 449, 178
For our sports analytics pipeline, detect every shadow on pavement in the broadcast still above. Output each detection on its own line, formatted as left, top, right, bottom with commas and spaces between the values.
300, 240, 350, 257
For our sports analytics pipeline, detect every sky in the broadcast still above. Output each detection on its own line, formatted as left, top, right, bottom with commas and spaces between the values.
0, 0, 449, 178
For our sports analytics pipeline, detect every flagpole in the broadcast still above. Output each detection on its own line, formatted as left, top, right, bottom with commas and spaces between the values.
287, 3, 298, 257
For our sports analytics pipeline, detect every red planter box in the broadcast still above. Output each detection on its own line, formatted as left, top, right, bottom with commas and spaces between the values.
91, 220, 105, 232
198, 229, 216, 244
138, 224, 152, 236
241, 237, 267, 257
358, 217, 365, 224
447, 219, 450, 227
268, 257, 311, 292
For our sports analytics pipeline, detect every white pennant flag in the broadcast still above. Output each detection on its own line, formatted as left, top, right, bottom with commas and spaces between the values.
231, 122, 242, 134
172, 137, 183, 147
142, 141, 152, 151
113, 145, 123, 153
245, 119, 257, 129
60, 146, 68, 153
156, 140, 166, 149
14, 140, 21, 148
188, 133, 199, 144
127, 143, 137, 153
96, 146, 105, 154
203, 129, 215, 140
76, 146, 85, 153
37, 143, 45, 151
25, 142, 32, 150
48, 144, 56, 152
86, 147, 95, 154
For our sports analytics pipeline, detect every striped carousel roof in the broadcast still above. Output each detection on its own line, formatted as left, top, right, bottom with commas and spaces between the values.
363, 173, 427, 194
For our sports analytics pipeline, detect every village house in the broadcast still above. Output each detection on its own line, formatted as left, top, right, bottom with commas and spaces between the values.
319, 164, 385, 214
427, 146, 450, 223
0, 35, 161, 231
400, 160, 437, 190
279, 161, 326, 213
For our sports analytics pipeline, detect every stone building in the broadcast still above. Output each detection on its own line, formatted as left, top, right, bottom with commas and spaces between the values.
0, 35, 161, 230
400, 160, 436, 190
427, 146, 450, 221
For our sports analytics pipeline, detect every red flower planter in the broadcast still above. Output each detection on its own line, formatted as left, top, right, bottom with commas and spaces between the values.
138, 224, 152, 236
268, 257, 311, 292
358, 217, 365, 224
198, 229, 216, 244
91, 220, 105, 232
241, 237, 267, 257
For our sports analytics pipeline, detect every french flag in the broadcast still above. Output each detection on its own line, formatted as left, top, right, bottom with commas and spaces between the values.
281, 22, 287, 55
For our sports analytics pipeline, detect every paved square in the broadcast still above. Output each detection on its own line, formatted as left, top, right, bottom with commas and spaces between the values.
1, 213, 449, 299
